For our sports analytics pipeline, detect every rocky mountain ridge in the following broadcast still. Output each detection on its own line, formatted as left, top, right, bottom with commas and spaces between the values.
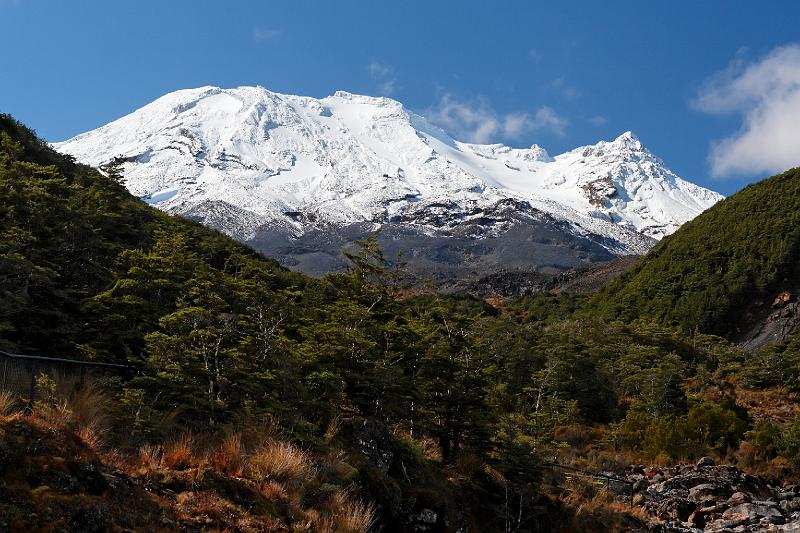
53, 86, 722, 277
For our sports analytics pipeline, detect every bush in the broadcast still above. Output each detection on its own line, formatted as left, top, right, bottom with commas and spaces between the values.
686, 400, 748, 453
618, 400, 748, 460
780, 412, 800, 470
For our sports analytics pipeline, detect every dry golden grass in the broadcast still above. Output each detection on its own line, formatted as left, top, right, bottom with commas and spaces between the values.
558, 487, 647, 532
75, 425, 106, 450
206, 432, 247, 476
162, 434, 197, 470
328, 491, 375, 533
323, 415, 341, 444
24, 376, 114, 452
734, 385, 799, 425
249, 440, 313, 486
176, 490, 237, 520
260, 480, 287, 502
36, 399, 73, 427
2, 397, 377, 533
0, 390, 17, 418
138, 443, 163, 470
68, 383, 113, 448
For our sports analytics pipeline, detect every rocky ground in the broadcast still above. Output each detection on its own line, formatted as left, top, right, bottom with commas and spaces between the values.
619, 458, 800, 532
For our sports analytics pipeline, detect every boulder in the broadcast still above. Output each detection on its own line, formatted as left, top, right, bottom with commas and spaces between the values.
722, 502, 785, 525
696, 456, 716, 468
782, 518, 800, 532
688, 482, 730, 502
633, 478, 649, 493
654, 497, 696, 522
727, 491, 753, 506
705, 518, 749, 531
781, 498, 800, 514
408, 508, 438, 532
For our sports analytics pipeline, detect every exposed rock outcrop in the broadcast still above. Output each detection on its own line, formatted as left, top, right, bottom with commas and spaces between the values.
623, 460, 800, 531
739, 290, 800, 351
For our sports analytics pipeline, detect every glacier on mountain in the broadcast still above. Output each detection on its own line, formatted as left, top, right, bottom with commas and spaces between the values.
53, 85, 723, 258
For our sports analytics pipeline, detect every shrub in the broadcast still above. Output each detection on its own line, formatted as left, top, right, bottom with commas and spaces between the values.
742, 419, 781, 462
780, 412, 800, 470
686, 400, 748, 453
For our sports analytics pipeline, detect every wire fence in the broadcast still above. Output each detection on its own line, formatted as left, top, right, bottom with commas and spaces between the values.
545, 462, 634, 505
0, 350, 130, 409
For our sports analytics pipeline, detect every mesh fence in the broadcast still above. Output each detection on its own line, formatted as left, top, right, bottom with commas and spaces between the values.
0, 350, 130, 407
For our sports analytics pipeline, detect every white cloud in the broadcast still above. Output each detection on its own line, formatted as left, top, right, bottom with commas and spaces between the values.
589, 115, 607, 126
531, 106, 568, 135
367, 62, 396, 96
368, 62, 392, 78
694, 44, 800, 178
252, 27, 281, 43
426, 95, 567, 143
551, 77, 580, 99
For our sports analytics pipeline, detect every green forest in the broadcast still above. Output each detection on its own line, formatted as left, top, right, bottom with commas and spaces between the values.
3, 113, 800, 531
589, 168, 800, 335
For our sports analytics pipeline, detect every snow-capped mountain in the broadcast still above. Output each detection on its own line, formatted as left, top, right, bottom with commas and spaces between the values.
54, 85, 723, 277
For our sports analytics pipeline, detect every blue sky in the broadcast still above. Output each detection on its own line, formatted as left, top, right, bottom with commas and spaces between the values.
2, 0, 800, 195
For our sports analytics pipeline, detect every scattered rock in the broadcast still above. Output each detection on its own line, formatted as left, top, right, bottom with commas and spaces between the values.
625, 463, 800, 531
633, 477, 649, 493
654, 498, 696, 522
722, 502, 784, 524
696, 456, 716, 468
688, 482, 728, 502
782, 499, 800, 514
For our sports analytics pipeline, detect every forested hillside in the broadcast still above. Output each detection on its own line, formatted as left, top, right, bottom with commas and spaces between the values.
4, 114, 800, 531
588, 168, 800, 336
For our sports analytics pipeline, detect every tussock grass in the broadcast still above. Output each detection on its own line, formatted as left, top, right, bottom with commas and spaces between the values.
558, 487, 647, 532
68, 383, 113, 448
206, 432, 246, 476
138, 443, 163, 470
250, 440, 314, 486
1, 384, 376, 532
162, 434, 197, 470
328, 491, 375, 533
0, 390, 16, 418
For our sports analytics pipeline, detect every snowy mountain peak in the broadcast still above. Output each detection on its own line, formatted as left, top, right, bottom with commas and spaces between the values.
53, 85, 722, 255
615, 130, 640, 144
